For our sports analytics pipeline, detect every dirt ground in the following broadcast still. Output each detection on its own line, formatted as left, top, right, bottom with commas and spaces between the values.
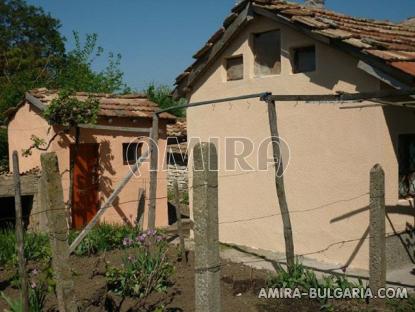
0, 248, 412, 311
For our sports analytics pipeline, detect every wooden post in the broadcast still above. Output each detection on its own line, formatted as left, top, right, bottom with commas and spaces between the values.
369, 164, 386, 311
69, 151, 149, 253
174, 181, 186, 262
193, 142, 220, 312
41, 152, 77, 312
148, 113, 159, 229
135, 188, 145, 230
12, 151, 29, 312
265, 97, 295, 272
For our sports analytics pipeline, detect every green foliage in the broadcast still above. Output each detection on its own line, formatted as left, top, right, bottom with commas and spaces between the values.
0, 283, 47, 312
0, 230, 50, 267
68, 223, 141, 256
0, 128, 9, 171
267, 260, 366, 306
0, 0, 130, 162
23, 89, 100, 156
0, 0, 65, 117
0, 292, 22, 312
388, 295, 415, 312
54, 32, 130, 94
145, 83, 186, 117
106, 229, 173, 298
43, 89, 100, 127
0, 224, 140, 266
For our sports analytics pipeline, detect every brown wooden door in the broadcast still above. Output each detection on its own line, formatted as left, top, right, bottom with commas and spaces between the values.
71, 143, 99, 230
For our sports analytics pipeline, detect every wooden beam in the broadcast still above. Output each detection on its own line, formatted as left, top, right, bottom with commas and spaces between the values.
357, 61, 413, 91
187, 2, 254, 88
265, 99, 295, 272
267, 89, 415, 102
78, 124, 151, 134
13, 152, 30, 312
25, 93, 46, 111
252, 5, 415, 86
147, 114, 159, 229
69, 151, 149, 254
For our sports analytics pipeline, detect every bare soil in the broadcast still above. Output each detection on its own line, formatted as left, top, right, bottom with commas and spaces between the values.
0, 248, 411, 311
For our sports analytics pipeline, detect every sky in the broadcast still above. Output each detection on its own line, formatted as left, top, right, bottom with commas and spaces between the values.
26, 0, 415, 91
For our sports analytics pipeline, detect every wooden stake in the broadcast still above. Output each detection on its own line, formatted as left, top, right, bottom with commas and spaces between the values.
12, 151, 29, 312
265, 98, 295, 272
135, 188, 145, 230
148, 113, 159, 229
174, 181, 186, 262
41, 152, 77, 312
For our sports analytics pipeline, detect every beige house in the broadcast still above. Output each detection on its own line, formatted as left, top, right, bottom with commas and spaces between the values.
174, 0, 415, 271
6, 88, 175, 230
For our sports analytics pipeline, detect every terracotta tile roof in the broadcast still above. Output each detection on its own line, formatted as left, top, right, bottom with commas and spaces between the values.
26, 88, 176, 121
0, 167, 41, 176
174, 0, 415, 98
166, 118, 187, 137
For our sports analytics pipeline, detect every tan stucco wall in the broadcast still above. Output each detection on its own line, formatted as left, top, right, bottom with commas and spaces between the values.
186, 16, 415, 270
8, 102, 168, 228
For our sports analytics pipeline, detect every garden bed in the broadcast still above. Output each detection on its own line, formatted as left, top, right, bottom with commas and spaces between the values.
1, 225, 414, 311
0, 248, 413, 311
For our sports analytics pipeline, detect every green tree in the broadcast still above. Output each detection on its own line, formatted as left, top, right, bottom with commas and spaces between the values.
145, 83, 186, 117
0, 0, 65, 115
0, 1, 131, 169
54, 32, 130, 94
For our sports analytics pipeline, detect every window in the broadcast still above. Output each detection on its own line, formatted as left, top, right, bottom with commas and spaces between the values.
123, 142, 143, 165
226, 55, 244, 81
253, 30, 281, 76
398, 135, 415, 198
293, 46, 316, 73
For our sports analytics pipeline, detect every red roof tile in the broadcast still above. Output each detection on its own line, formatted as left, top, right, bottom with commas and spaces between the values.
27, 88, 176, 121
174, 0, 415, 98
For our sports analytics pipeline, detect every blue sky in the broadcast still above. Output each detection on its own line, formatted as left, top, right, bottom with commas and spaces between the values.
27, 0, 415, 91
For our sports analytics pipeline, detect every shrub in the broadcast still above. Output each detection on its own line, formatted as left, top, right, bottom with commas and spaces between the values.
106, 229, 174, 298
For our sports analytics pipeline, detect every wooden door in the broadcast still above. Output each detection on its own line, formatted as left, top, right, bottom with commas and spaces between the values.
71, 143, 99, 229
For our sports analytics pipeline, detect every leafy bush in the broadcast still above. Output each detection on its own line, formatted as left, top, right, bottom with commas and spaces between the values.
106, 229, 173, 298
145, 83, 186, 117
43, 89, 99, 128
69, 223, 141, 256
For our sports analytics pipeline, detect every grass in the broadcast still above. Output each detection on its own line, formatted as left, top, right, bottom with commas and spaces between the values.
68, 223, 141, 256
0, 230, 50, 266
0, 224, 142, 266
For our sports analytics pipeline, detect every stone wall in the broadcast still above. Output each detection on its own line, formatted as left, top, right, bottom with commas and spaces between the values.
167, 163, 188, 192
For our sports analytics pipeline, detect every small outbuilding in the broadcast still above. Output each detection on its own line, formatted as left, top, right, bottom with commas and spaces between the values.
6, 88, 176, 230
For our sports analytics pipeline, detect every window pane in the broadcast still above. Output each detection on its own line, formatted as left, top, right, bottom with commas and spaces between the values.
123, 143, 143, 165
398, 134, 415, 198
254, 30, 281, 76
226, 56, 243, 81
293, 46, 316, 73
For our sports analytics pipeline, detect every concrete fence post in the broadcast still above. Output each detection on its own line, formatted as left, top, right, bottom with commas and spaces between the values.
193, 142, 220, 312
369, 164, 386, 311
41, 152, 77, 312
